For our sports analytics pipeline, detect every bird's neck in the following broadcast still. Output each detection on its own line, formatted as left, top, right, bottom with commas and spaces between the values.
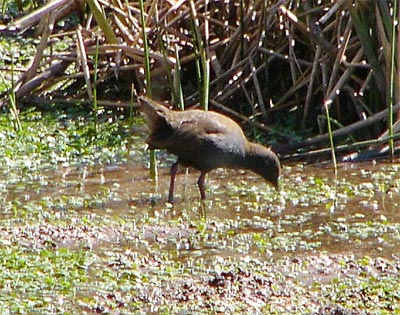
235, 142, 264, 171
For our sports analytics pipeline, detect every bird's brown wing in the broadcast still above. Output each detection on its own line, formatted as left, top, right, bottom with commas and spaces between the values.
138, 96, 244, 148
164, 110, 247, 163
170, 110, 244, 138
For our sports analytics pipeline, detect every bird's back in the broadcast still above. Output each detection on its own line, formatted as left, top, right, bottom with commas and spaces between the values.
138, 96, 248, 171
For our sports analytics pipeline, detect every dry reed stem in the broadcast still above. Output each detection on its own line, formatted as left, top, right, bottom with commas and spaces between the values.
2, 0, 400, 158
303, 45, 321, 127
279, 102, 400, 154
25, 13, 56, 82
76, 27, 93, 101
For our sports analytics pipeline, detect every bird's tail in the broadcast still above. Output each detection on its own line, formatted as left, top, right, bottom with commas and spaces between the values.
137, 96, 170, 131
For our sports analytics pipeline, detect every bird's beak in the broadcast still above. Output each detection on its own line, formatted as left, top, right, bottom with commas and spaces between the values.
273, 180, 280, 191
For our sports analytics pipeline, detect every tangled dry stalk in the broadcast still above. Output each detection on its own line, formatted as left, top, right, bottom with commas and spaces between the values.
1, 0, 400, 160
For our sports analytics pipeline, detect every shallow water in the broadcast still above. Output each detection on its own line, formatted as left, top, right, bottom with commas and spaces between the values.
3, 158, 400, 257
2, 154, 400, 313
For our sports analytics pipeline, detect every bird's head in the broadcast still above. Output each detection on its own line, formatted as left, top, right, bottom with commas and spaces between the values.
246, 143, 281, 190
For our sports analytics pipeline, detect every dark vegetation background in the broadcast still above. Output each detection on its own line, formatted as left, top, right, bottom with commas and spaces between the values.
1, 0, 399, 160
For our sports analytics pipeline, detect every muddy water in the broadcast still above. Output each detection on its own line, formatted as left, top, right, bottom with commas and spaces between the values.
3, 155, 400, 314
3, 158, 400, 260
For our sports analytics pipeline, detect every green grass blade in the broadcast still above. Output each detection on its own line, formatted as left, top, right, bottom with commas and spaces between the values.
93, 36, 100, 133
189, 0, 209, 110
86, 0, 119, 44
388, 0, 397, 160
174, 45, 184, 111
139, 0, 157, 181
324, 100, 337, 176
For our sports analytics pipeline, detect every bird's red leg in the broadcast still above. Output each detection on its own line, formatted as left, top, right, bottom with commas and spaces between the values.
197, 172, 207, 200
168, 160, 179, 203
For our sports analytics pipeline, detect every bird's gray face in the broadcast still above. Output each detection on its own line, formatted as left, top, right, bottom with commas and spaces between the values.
260, 158, 280, 190
245, 143, 281, 190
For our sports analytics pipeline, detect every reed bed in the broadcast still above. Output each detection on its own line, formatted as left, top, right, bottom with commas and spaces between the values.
1, 0, 399, 160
